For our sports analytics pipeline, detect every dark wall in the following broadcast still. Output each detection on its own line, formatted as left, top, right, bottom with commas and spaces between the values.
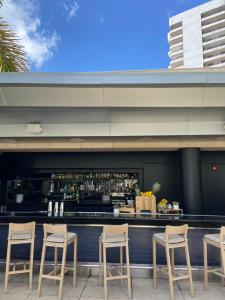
2, 150, 225, 215
0, 151, 181, 205
202, 152, 225, 215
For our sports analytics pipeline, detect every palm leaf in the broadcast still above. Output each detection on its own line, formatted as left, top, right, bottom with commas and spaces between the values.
0, 17, 29, 71
0, 1, 3, 7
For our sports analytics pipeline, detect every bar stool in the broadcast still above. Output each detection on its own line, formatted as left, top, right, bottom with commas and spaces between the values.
153, 224, 194, 300
203, 226, 225, 289
38, 224, 77, 300
99, 223, 132, 300
4, 221, 36, 293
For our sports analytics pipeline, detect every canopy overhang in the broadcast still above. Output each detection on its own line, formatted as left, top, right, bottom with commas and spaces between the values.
0, 69, 225, 144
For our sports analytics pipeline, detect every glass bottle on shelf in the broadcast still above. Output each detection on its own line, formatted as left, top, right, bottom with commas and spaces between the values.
63, 184, 67, 200
76, 190, 79, 204
49, 174, 55, 193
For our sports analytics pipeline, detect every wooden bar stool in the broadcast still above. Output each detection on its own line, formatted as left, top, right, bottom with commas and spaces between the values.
203, 226, 225, 289
38, 224, 77, 300
99, 223, 132, 300
4, 221, 36, 293
153, 224, 194, 300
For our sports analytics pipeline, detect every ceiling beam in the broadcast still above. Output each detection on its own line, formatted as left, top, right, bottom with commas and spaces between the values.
1, 136, 225, 151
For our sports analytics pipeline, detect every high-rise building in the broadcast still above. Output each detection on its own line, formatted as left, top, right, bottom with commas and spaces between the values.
168, 0, 225, 68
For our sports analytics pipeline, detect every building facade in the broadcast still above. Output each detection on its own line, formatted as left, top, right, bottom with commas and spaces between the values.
168, 0, 225, 69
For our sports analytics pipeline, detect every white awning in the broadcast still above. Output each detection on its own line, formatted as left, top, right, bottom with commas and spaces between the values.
0, 69, 224, 138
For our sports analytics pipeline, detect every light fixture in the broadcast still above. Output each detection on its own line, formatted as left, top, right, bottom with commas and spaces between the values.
27, 123, 43, 134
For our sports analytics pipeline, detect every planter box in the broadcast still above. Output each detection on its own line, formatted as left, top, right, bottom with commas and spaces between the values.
135, 195, 156, 214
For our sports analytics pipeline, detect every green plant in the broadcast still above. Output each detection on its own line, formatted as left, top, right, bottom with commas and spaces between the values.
151, 182, 161, 195
0, 1, 29, 71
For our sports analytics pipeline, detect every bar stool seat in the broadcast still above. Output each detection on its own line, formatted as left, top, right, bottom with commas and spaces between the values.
11, 232, 33, 240
47, 232, 77, 243
100, 233, 126, 243
38, 224, 77, 300
4, 222, 36, 293
204, 234, 225, 244
154, 233, 185, 244
153, 225, 194, 300
204, 227, 225, 290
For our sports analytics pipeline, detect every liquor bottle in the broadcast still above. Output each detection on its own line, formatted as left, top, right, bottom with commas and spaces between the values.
63, 184, 67, 200
54, 202, 59, 217
60, 202, 64, 217
76, 190, 79, 204
48, 201, 52, 216
49, 174, 55, 193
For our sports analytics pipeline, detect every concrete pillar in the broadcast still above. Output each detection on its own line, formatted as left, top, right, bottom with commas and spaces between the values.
180, 148, 203, 214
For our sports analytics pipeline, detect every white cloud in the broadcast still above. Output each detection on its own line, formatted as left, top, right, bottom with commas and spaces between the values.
63, 1, 79, 21
0, 0, 60, 69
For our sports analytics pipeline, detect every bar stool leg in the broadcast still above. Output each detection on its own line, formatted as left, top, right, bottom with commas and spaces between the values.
203, 239, 208, 290
165, 245, 174, 300
73, 239, 77, 288
38, 241, 46, 297
170, 248, 175, 275
125, 240, 132, 298
29, 239, 35, 290
99, 238, 102, 287
103, 244, 108, 300
185, 243, 194, 297
54, 247, 58, 284
4, 240, 11, 293
220, 247, 225, 287
120, 246, 123, 287
152, 238, 157, 289
59, 245, 67, 300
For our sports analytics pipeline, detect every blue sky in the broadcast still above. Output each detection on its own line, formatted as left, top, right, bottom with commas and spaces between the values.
1, 0, 209, 72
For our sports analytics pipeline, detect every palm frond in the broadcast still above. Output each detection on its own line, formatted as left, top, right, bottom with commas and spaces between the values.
0, 17, 29, 71
0, 1, 3, 7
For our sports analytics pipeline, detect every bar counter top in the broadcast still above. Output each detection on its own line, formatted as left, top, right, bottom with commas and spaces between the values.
0, 211, 224, 228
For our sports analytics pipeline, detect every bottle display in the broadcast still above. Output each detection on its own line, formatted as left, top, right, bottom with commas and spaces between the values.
6, 172, 139, 204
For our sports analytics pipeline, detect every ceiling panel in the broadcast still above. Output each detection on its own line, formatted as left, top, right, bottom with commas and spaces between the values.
204, 87, 225, 107
103, 87, 204, 107
2, 87, 104, 107
0, 107, 224, 124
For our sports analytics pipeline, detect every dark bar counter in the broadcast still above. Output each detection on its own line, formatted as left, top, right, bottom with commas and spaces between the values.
0, 211, 222, 269
0, 211, 225, 227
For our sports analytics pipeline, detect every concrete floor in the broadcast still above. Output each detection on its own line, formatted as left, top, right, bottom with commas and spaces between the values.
0, 269, 225, 300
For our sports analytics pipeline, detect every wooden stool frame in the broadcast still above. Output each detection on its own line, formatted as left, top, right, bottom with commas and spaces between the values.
4, 221, 36, 293
153, 225, 194, 300
38, 224, 77, 300
99, 223, 132, 300
204, 226, 225, 290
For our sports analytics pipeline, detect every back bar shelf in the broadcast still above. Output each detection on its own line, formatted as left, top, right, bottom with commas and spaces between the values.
6, 172, 139, 205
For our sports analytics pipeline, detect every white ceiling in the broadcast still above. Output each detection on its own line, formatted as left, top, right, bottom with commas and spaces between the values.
0, 86, 225, 108
0, 70, 225, 137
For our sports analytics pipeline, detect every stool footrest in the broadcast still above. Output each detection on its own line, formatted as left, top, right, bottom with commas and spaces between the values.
172, 275, 189, 281
42, 274, 61, 281
106, 275, 129, 281
155, 266, 190, 281
41, 266, 71, 280
208, 268, 225, 278
9, 269, 31, 275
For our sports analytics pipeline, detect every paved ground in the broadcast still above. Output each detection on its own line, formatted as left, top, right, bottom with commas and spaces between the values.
0, 270, 225, 300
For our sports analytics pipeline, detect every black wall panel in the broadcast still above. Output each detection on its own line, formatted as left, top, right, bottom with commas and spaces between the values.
3, 150, 225, 215
202, 152, 225, 215
144, 163, 181, 203
0, 151, 181, 206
